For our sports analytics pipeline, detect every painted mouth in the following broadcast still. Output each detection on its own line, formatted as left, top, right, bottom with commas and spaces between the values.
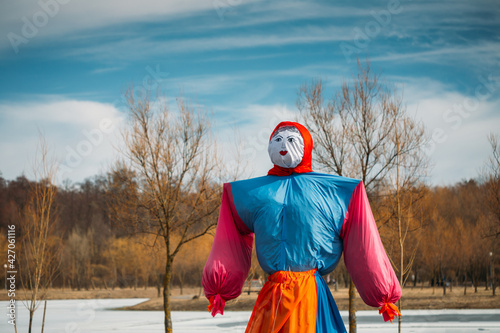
280, 150, 288, 156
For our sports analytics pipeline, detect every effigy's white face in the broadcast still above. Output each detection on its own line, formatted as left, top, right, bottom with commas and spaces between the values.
268, 127, 305, 168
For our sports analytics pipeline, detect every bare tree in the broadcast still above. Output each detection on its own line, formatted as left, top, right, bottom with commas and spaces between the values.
19, 136, 61, 333
62, 228, 93, 290
483, 133, 500, 295
107, 89, 221, 333
389, 111, 428, 332
297, 58, 428, 332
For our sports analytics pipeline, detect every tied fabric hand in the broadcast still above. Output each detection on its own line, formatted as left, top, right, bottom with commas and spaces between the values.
379, 302, 402, 323
208, 294, 226, 317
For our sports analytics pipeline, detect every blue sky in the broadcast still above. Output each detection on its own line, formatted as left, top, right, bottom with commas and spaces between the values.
0, 0, 499, 185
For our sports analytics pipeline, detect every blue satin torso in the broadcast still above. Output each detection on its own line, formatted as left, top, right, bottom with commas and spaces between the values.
230, 172, 359, 275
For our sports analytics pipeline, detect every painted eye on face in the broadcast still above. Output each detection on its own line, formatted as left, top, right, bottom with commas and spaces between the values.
268, 128, 305, 168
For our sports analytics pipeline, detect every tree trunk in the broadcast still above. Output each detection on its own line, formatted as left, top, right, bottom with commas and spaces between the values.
464, 273, 467, 295
113, 266, 117, 290
164, 257, 173, 333
41, 300, 47, 333
28, 309, 34, 333
492, 253, 496, 296
349, 279, 356, 333
398, 239, 403, 333
493, 264, 496, 296
134, 270, 138, 291
397, 299, 402, 333
397, 156, 402, 333
486, 266, 490, 291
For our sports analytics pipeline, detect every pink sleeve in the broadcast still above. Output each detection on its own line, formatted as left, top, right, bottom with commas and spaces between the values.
340, 181, 402, 323
202, 183, 254, 317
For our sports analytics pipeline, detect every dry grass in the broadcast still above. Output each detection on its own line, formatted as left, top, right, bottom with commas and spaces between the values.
3, 286, 496, 311
0, 286, 164, 301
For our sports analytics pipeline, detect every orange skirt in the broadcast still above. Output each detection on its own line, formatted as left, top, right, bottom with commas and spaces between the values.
245, 269, 317, 333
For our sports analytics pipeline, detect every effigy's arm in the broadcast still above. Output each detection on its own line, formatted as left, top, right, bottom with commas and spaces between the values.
202, 183, 254, 317
341, 181, 402, 323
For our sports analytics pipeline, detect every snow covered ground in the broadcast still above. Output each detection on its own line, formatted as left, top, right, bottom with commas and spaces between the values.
1, 299, 499, 332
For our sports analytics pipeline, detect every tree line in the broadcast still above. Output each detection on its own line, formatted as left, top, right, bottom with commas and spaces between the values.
0, 173, 213, 293
0, 168, 497, 294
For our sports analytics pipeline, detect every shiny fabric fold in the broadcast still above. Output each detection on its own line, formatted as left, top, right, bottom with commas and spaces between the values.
341, 181, 401, 309
315, 273, 347, 333
245, 269, 318, 333
202, 183, 254, 317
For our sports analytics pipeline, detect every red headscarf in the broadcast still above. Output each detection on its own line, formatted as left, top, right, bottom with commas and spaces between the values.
267, 121, 313, 176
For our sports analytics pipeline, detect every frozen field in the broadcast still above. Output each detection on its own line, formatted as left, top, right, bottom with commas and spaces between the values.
1, 298, 500, 332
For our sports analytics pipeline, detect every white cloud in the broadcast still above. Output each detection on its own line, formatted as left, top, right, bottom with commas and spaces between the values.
60, 26, 353, 61
1, 87, 498, 187
401, 77, 500, 185
0, 96, 295, 183
0, 0, 375, 55
371, 41, 500, 66
157, 63, 346, 98
216, 103, 298, 178
1, 1, 212, 35
0, 97, 125, 184
0, 0, 243, 54
219, 77, 500, 185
